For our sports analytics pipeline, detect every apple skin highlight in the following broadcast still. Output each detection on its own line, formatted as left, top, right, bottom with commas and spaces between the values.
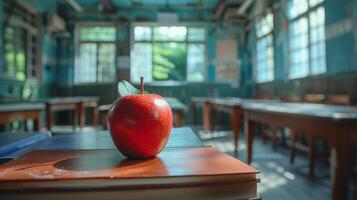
108, 94, 173, 159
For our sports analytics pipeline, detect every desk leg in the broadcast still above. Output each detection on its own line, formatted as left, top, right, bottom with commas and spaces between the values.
191, 103, 197, 124
176, 110, 184, 127
203, 102, 210, 132
102, 112, 108, 130
271, 125, 277, 150
93, 105, 99, 129
34, 112, 41, 131
72, 109, 77, 131
331, 141, 350, 200
46, 104, 52, 131
308, 135, 316, 178
79, 102, 85, 129
245, 118, 254, 164
25, 120, 29, 132
290, 129, 297, 164
231, 109, 240, 156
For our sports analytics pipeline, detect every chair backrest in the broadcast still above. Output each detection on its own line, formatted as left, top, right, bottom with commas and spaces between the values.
303, 94, 325, 104
256, 95, 274, 100
327, 95, 352, 105
281, 95, 301, 102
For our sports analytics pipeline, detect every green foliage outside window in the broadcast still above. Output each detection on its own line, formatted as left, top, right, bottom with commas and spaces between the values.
153, 42, 186, 81
4, 26, 27, 81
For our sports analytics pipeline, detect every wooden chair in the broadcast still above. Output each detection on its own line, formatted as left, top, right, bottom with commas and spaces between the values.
281, 95, 301, 102
99, 104, 111, 130
255, 96, 285, 149
327, 95, 352, 105
303, 94, 325, 104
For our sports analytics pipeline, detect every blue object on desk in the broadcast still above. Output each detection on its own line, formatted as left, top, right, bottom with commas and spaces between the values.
0, 132, 51, 157
7, 127, 204, 158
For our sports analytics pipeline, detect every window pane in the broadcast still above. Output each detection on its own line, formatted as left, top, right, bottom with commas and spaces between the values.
134, 26, 151, 41
131, 43, 153, 83
288, 0, 308, 19
153, 42, 187, 81
256, 12, 274, 38
187, 44, 205, 81
188, 28, 205, 41
289, 17, 309, 79
76, 43, 97, 83
98, 44, 116, 82
4, 27, 16, 77
153, 26, 186, 41
289, 49, 309, 79
309, 0, 323, 7
80, 26, 116, 41
256, 35, 274, 83
132, 25, 206, 82
309, 7, 325, 28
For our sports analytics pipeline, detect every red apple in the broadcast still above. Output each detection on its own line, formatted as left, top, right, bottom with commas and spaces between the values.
108, 93, 173, 159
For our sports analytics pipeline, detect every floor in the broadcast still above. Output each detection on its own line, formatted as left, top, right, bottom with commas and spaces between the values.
190, 125, 357, 200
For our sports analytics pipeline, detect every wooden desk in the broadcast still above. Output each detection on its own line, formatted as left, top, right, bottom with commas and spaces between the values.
0, 103, 45, 131
43, 97, 99, 131
0, 127, 259, 200
164, 97, 188, 127
98, 104, 111, 130
203, 97, 244, 155
202, 97, 273, 155
190, 97, 211, 124
243, 102, 357, 200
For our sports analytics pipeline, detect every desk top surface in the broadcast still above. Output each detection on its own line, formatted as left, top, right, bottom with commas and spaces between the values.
0, 102, 45, 112
0, 147, 256, 184
243, 101, 357, 120
5, 127, 204, 157
41, 96, 100, 104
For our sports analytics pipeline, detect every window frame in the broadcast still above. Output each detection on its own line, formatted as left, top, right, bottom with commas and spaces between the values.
255, 11, 275, 83
74, 22, 118, 85
130, 23, 208, 83
2, 0, 40, 81
287, 0, 326, 79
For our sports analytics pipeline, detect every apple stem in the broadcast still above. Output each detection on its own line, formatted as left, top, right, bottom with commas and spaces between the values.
140, 76, 144, 94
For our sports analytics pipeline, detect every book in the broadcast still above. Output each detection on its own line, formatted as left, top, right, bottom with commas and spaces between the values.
0, 132, 51, 157
0, 147, 259, 200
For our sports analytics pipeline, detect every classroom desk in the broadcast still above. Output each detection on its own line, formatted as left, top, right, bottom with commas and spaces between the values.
191, 97, 222, 125
0, 127, 259, 200
0, 103, 45, 131
202, 97, 244, 155
164, 97, 188, 127
43, 96, 99, 131
243, 102, 357, 200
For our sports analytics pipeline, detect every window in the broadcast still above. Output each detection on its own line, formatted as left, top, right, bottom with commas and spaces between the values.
75, 25, 117, 84
256, 12, 274, 83
4, 27, 27, 81
131, 25, 206, 83
3, 0, 40, 80
288, 0, 325, 79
